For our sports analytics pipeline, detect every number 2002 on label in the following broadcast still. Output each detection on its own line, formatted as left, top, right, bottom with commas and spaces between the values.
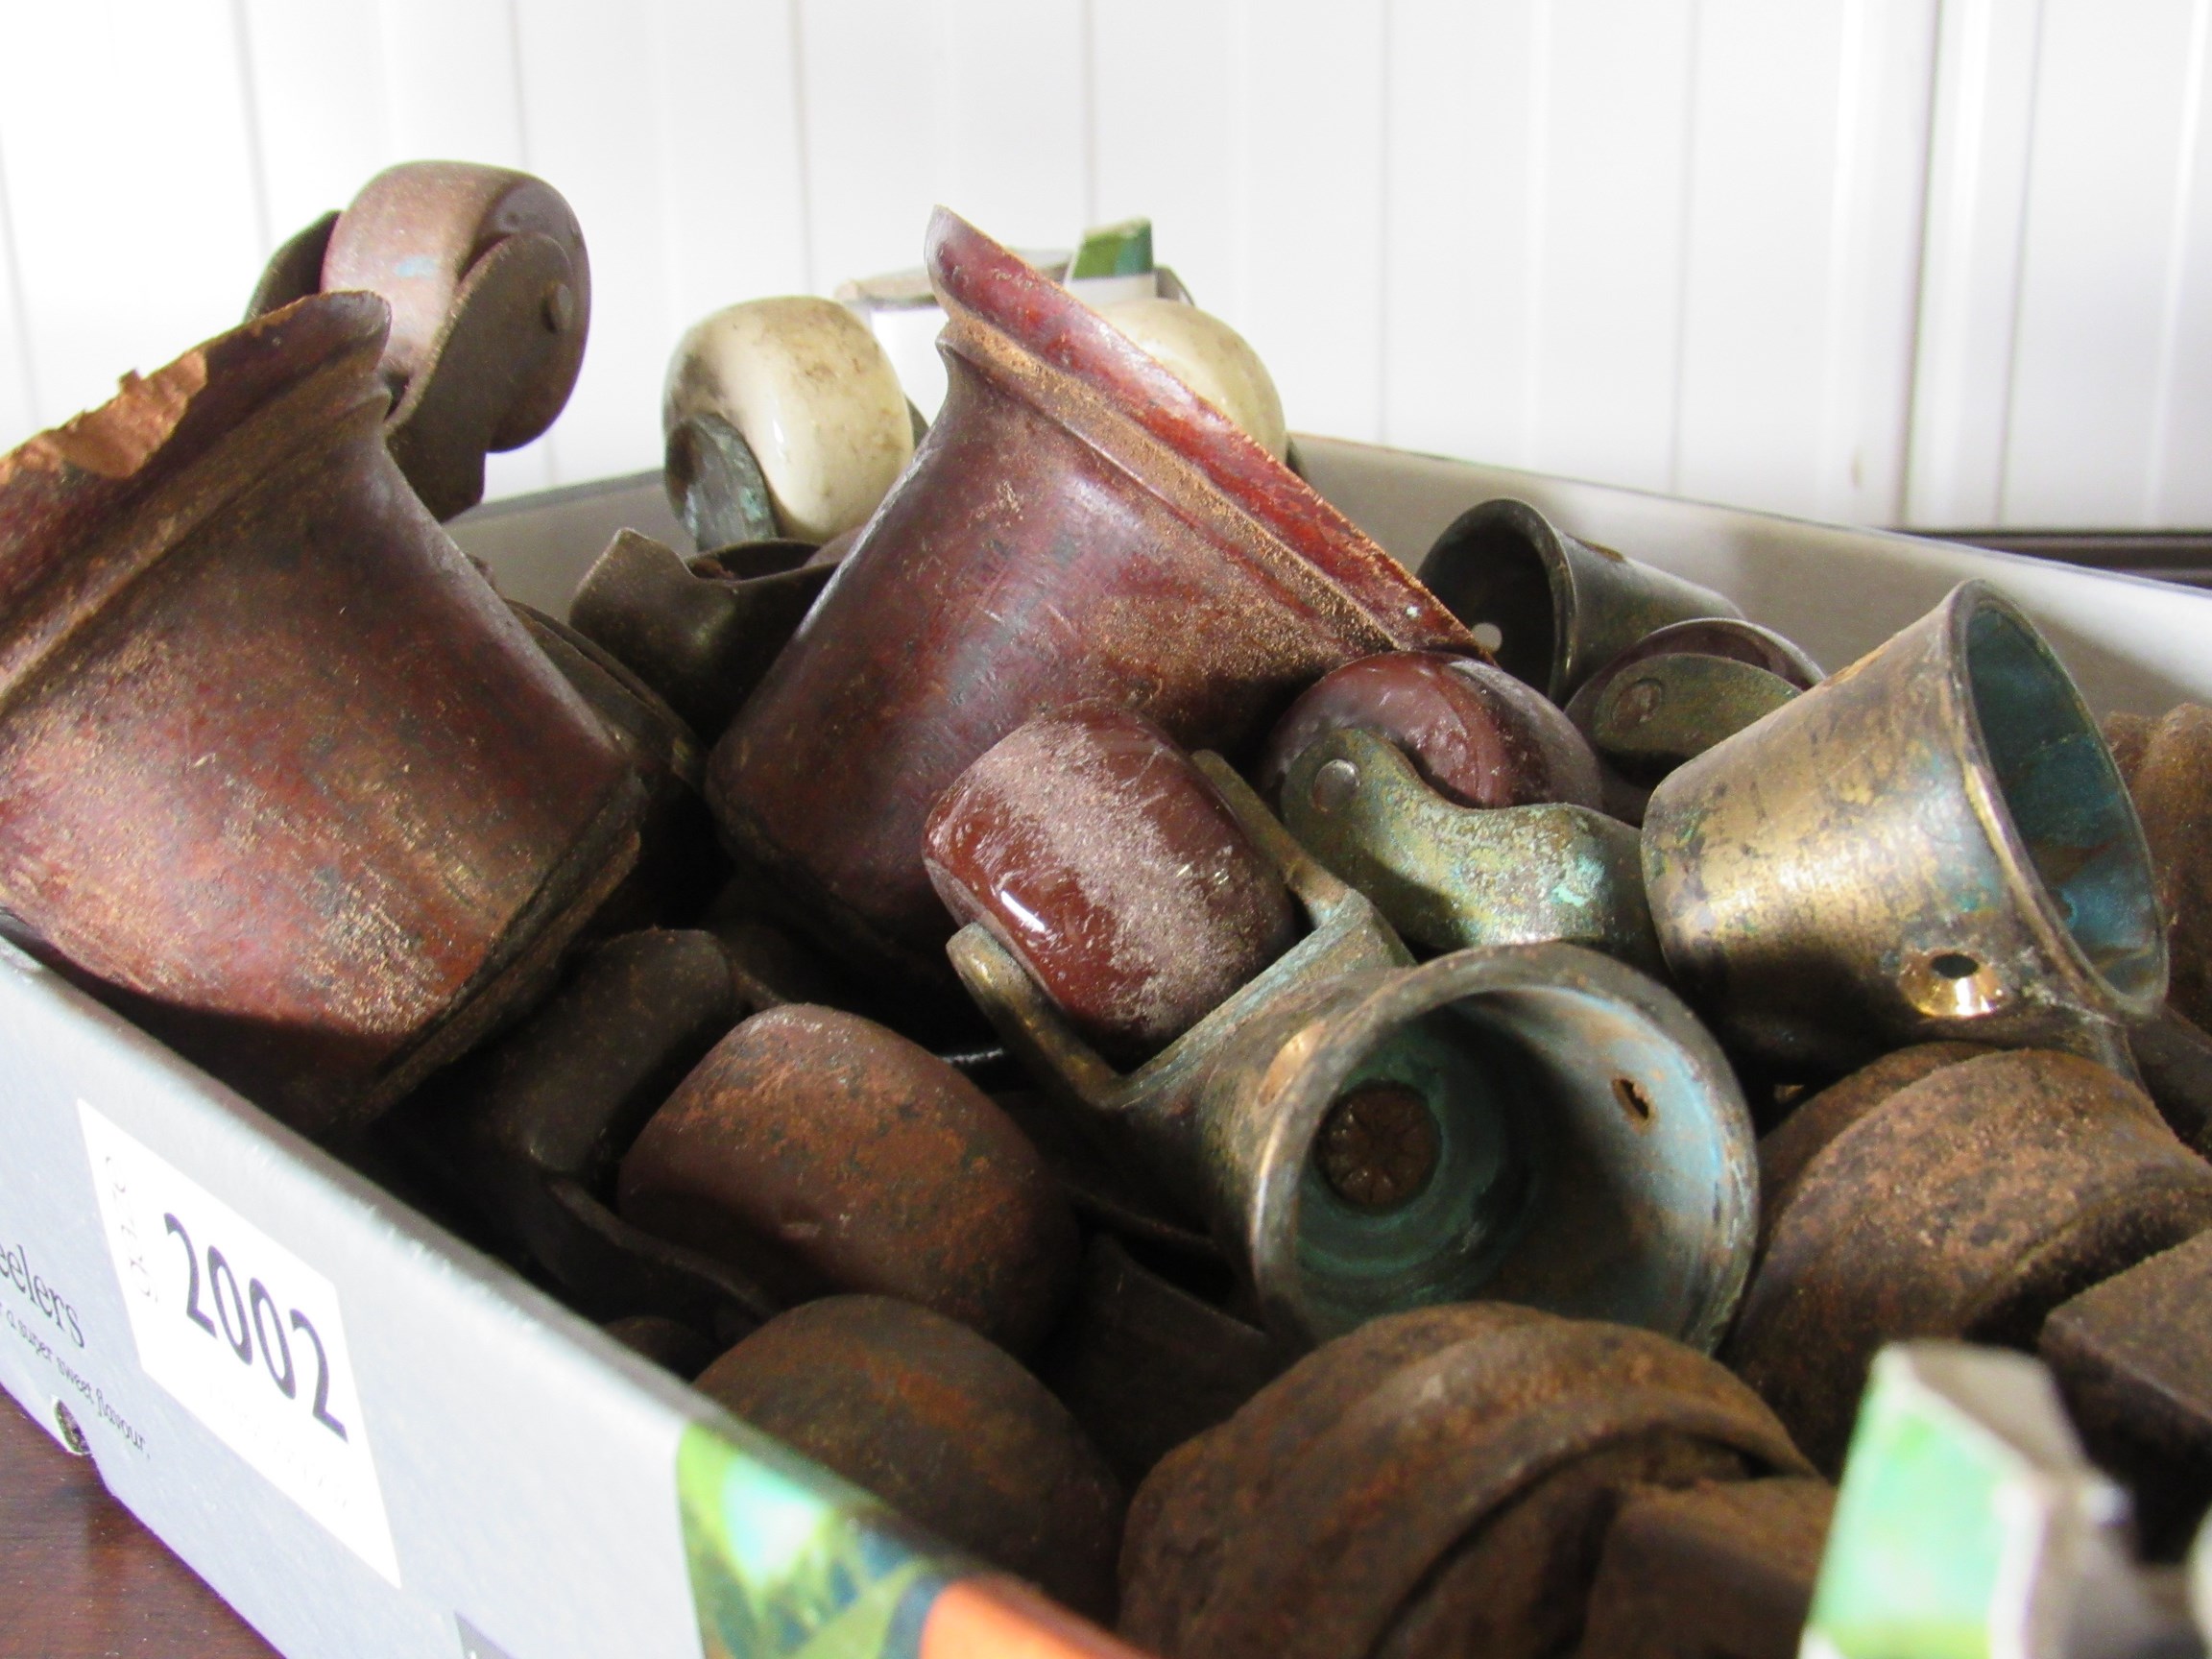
162, 1212, 347, 1440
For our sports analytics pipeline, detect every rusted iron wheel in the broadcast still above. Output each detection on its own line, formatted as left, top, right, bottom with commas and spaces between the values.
252, 161, 592, 519
1753, 1042, 1990, 1257
2039, 1228, 2212, 1559
694, 1295, 1124, 1622
1573, 1476, 1835, 1659
617, 1005, 1077, 1356
1039, 1235, 1286, 1486
2107, 704, 2212, 1035
1120, 1303, 1810, 1659
1725, 1047, 2212, 1471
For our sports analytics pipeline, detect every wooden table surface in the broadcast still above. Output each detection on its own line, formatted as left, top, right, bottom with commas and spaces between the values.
0, 1390, 274, 1657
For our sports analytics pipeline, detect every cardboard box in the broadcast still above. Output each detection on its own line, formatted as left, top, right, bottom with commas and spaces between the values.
3, 438, 2207, 1659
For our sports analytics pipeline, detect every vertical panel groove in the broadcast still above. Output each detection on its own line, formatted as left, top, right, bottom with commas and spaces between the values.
1522, 0, 1551, 466
1664, 0, 1705, 493
1375, 0, 1393, 440
0, 130, 40, 424
1816, 0, 1870, 516
788, 0, 818, 293
643, 2, 682, 330
505, 0, 534, 167
2145, 0, 2212, 514
227, 0, 273, 254
1992, 0, 2048, 519
1078, 0, 1098, 228
1893, 0, 1951, 521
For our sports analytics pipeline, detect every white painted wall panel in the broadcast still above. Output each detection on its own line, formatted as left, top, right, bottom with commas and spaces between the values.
513, 1, 675, 487
0, 0, 264, 430
940, 0, 1091, 251
1528, 0, 1697, 495
2153, 3, 2212, 522
2003, 0, 2206, 525
379, 0, 530, 167
1674, 0, 1936, 524
1380, 0, 1541, 469
795, 0, 944, 294
1239, 2, 1388, 444
0, 2, 2206, 529
241, 3, 392, 244
655, 1, 813, 334
0, 132, 37, 445
1090, 0, 1250, 325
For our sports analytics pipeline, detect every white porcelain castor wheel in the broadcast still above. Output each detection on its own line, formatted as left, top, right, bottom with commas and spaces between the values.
1098, 296, 1289, 463
663, 298, 915, 544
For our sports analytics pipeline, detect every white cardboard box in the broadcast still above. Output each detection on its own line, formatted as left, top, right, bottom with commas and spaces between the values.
3, 437, 2207, 1659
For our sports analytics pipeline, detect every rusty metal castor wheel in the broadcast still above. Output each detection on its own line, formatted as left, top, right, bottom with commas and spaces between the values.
1726, 1046, 2212, 1472
1118, 1302, 1817, 1659
617, 1004, 1077, 1357
692, 1295, 1124, 1622
2107, 703, 2212, 1038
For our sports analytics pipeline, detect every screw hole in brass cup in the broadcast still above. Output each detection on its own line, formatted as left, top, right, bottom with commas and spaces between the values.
1613, 1076, 1654, 1123
1901, 949, 2007, 1020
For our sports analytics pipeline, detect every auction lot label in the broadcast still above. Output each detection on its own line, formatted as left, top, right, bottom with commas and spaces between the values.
79, 1099, 399, 1585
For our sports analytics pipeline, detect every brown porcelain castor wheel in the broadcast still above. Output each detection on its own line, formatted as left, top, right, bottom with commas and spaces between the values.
249, 160, 591, 519
925, 705, 1301, 1063
1561, 617, 1822, 791
1258, 649, 1604, 811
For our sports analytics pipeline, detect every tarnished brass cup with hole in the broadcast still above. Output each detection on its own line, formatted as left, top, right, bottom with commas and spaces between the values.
950, 760, 1754, 1352
0, 296, 641, 1140
1416, 498, 1743, 703
1642, 581, 2164, 1075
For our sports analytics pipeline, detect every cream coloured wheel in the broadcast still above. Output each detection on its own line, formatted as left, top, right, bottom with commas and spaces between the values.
662, 298, 914, 544
1098, 296, 1288, 462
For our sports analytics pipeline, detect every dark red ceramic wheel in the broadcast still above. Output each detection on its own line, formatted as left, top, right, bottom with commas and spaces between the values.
1257, 649, 1604, 811
924, 706, 1299, 1062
